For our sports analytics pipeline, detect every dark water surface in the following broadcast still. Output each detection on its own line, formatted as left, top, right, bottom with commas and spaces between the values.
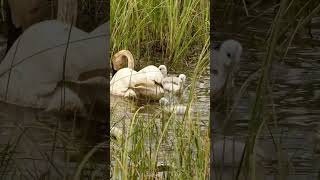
212, 2, 320, 179
0, 43, 108, 179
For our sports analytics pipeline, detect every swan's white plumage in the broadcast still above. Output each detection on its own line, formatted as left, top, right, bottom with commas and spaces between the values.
111, 127, 123, 140
0, 20, 108, 111
44, 86, 85, 113
124, 89, 137, 98
110, 52, 166, 100
211, 39, 242, 92
138, 65, 165, 84
159, 97, 190, 115
158, 65, 167, 76
110, 68, 138, 97
129, 65, 165, 100
162, 74, 186, 95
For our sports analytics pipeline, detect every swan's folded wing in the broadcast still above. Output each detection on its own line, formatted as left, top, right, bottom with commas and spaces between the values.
137, 66, 163, 84
133, 85, 164, 100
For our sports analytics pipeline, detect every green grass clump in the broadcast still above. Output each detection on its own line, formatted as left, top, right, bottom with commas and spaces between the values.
110, 0, 210, 177
110, 37, 209, 178
111, 0, 209, 67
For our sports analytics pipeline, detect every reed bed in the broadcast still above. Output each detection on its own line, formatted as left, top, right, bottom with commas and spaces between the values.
111, 0, 210, 179
245, 1, 320, 179
111, 0, 209, 67
213, 0, 320, 179
111, 38, 209, 179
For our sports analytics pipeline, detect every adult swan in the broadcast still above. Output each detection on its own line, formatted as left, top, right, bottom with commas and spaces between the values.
110, 50, 166, 100
0, 20, 109, 114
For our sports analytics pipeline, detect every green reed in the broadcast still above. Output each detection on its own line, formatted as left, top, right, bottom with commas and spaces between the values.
110, 36, 209, 179
240, 0, 320, 179
111, 0, 209, 67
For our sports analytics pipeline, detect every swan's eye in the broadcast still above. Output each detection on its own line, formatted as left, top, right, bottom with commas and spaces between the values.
227, 53, 231, 58
212, 69, 218, 75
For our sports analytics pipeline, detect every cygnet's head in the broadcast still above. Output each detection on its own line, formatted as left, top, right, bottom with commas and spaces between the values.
179, 74, 186, 83
110, 127, 123, 140
219, 39, 242, 66
159, 97, 169, 106
158, 65, 167, 76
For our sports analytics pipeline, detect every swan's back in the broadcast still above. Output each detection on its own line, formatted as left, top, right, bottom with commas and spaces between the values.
110, 68, 137, 85
138, 65, 164, 84
0, 20, 89, 108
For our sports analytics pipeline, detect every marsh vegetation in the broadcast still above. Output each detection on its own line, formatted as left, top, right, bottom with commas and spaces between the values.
110, 0, 210, 179
212, 0, 320, 179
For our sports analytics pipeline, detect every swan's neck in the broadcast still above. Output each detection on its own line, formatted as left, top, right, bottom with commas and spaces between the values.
127, 55, 134, 69
213, 61, 228, 91
112, 50, 135, 70
218, 69, 227, 84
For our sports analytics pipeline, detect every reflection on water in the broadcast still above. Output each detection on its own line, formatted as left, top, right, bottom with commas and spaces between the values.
0, 101, 108, 179
213, 2, 320, 179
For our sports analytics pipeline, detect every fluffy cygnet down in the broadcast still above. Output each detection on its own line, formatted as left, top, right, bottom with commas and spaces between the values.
159, 97, 191, 115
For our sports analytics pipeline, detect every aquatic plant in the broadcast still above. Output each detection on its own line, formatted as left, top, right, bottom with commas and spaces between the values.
111, 62, 210, 179
213, 0, 320, 179
111, 13, 209, 180
111, 0, 209, 177
111, 0, 209, 68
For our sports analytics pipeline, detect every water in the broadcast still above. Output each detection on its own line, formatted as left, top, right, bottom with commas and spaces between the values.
110, 55, 210, 125
0, 45, 108, 179
110, 67, 210, 131
0, 102, 108, 178
213, 2, 320, 179
110, 63, 210, 177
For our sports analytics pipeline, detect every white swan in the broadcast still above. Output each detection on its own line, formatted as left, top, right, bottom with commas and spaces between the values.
212, 137, 267, 180
156, 65, 186, 95
110, 67, 139, 98
110, 127, 123, 140
162, 74, 187, 95
110, 50, 138, 98
138, 65, 166, 84
159, 97, 190, 115
111, 49, 135, 72
211, 39, 242, 93
130, 65, 166, 100
110, 50, 165, 100
0, 20, 108, 113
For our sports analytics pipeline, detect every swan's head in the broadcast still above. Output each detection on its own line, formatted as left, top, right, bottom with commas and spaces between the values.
159, 97, 169, 106
219, 39, 242, 67
211, 40, 242, 93
158, 65, 167, 77
179, 74, 186, 83
110, 127, 123, 140
112, 50, 135, 71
